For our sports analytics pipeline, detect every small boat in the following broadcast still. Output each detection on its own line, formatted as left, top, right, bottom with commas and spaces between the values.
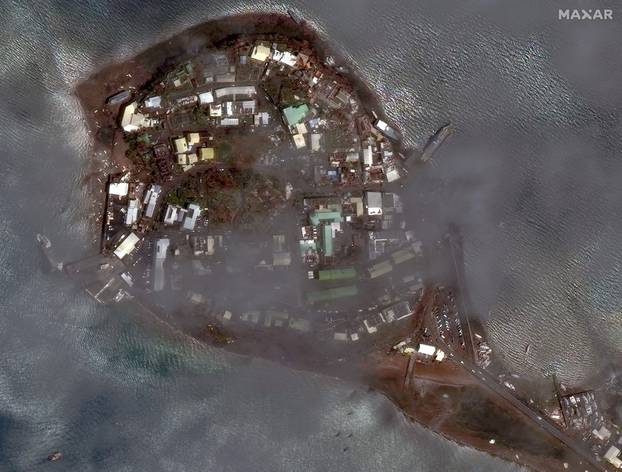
48, 451, 63, 462
36, 233, 51, 249
525, 344, 531, 355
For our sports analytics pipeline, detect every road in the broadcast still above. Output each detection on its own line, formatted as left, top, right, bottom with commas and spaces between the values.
446, 347, 606, 472
443, 232, 606, 472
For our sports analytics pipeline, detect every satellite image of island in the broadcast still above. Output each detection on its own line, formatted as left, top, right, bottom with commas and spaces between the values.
1, 2, 622, 472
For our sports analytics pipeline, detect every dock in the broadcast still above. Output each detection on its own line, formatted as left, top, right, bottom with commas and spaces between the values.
421, 123, 452, 162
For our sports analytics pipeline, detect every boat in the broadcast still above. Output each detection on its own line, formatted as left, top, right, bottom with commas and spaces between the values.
36, 233, 51, 249
36, 234, 63, 271
106, 90, 131, 106
373, 119, 402, 142
48, 451, 63, 462
525, 344, 531, 355
421, 123, 452, 162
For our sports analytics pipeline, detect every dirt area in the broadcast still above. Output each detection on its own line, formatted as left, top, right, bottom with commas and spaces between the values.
364, 352, 593, 472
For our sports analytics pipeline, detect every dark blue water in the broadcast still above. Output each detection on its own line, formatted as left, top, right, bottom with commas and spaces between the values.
1, 0, 620, 470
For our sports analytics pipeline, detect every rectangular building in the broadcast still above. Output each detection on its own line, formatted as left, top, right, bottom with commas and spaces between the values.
113, 232, 140, 259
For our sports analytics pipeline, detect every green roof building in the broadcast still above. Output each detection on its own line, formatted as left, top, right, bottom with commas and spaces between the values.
391, 248, 415, 265
318, 268, 357, 281
368, 260, 393, 279
306, 285, 358, 304
309, 209, 342, 226
283, 104, 310, 126
322, 225, 334, 257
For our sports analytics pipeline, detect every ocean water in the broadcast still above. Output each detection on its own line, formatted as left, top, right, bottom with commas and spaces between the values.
0, 0, 619, 470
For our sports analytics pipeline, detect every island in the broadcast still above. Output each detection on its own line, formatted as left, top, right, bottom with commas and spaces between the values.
57, 12, 621, 472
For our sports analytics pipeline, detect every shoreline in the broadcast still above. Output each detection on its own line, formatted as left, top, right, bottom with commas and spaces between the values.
72, 12, 583, 472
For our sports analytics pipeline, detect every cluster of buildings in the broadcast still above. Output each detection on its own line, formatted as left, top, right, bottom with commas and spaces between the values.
104, 175, 204, 273
86, 35, 434, 373
109, 33, 408, 199
393, 339, 446, 362
214, 308, 311, 334
173, 132, 215, 170
551, 387, 622, 469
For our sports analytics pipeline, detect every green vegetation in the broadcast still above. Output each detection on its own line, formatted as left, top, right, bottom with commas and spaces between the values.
166, 187, 197, 207
217, 142, 233, 165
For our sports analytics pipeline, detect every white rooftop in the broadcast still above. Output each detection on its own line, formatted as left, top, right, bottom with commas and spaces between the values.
418, 344, 436, 356
144, 96, 162, 108
198, 91, 214, 104
113, 232, 140, 259
108, 182, 129, 197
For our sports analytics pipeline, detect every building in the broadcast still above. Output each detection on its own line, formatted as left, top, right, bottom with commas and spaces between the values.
592, 425, 612, 441
214, 86, 256, 100
264, 310, 289, 327
250, 43, 271, 62
108, 182, 129, 197
368, 260, 393, 279
283, 104, 309, 127
240, 311, 261, 324
144, 96, 162, 108
199, 147, 214, 161
106, 90, 131, 105
363, 312, 386, 334
306, 285, 358, 304
385, 166, 401, 182
163, 204, 180, 225
322, 225, 335, 256
183, 203, 201, 230
143, 184, 162, 219
125, 199, 139, 225
120, 102, 153, 132
317, 268, 357, 281
221, 118, 239, 126
293, 133, 306, 149
241, 100, 256, 114
559, 390, 599, 431
374, 119, 401, 141
365, 191, 383, 216
153, 238, 169, 292
289, 318, 311, 332
417, 344, 436, 356
187, 132, 200, 147
198, 91, 214, 104
254, 112, 270, 126
173, 137, 188, 154
272, 49, 298, 67
311, 133, 321, 152
362, 144, 373, 166
391, 248, 415, 265
209, 103, 223, 117
334, 332, 348, 342
113, 232, 140, 259
273, 252, 291, 266
381, 301, 413, 321
604, 446, 622, 469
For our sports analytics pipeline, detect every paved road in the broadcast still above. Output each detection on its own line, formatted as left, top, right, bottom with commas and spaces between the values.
442, 234, 606, 471
449, 350, 605, 472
